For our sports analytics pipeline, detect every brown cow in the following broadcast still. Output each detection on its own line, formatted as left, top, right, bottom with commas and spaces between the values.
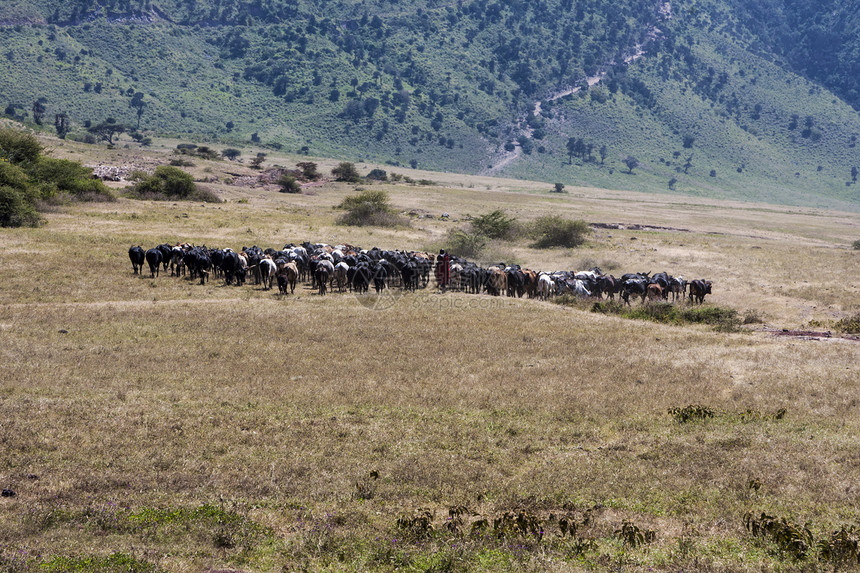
646, 283, 663, 301
488, 267, 507, 296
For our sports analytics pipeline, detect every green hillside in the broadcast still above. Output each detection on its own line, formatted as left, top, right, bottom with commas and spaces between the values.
1, 0, 859, 209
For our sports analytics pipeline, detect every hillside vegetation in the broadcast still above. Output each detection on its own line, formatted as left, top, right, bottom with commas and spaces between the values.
1, 0, 859, 209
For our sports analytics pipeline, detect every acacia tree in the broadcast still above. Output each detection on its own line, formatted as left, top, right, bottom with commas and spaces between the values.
89, 121, 126, 144
54, 113, 70, 139
624, 155, 639, 174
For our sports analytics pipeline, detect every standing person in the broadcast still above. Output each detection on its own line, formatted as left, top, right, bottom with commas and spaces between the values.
436, 249, 450, 290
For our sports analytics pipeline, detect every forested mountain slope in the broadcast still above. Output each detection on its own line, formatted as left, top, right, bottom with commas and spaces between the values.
1, 0, 859, 209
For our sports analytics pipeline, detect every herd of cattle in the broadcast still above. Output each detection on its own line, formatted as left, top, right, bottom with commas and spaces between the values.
127, 242, 713, 305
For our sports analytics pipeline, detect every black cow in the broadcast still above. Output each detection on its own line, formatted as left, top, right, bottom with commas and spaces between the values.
689, 280, 712, 304
145, 248, 162, 278
621, 279, 648, 305
128, 246, 145, 275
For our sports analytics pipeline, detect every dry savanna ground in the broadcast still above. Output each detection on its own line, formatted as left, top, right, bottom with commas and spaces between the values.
1, 138, 859, 572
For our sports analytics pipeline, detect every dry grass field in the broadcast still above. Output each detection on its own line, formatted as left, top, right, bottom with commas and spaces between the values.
1, 138, 859, 572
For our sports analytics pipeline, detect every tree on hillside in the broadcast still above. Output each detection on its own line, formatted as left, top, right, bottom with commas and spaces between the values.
852, 166, 858, 184
129, 92, 146, 129
89, 121, 126, 145
32, 98, 47, 125
683, 134, 695, 149
683, 154, 694, 174
599, 145, 608, 165
54, 113, 70, 139
624, 156, 639, 174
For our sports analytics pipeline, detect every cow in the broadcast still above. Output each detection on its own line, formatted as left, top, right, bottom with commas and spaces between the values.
334, 261, 350, 292
276, 260, 298, 294
669, 276, 687, 301
487, 267, 507, 296
259, 257, 277, 290
537, 273, 555, 300
315, 265, 330, 295
128, 246, 145, 275
621, 279, 648, 305
646, 283, 663, 301
689, 280, 712, 304
145, 248, 162, 278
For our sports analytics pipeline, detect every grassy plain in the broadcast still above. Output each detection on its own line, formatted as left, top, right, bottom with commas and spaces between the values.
1, 138, 859, 572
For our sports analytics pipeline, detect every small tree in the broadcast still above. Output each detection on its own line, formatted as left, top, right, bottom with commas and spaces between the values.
129, 165, 199, 199
32, 98, 47, 125
853, 239, 860, 250
332, 161, 361, 182
366, 168, 387, 181
552, 182, 566, 193
624, 155, 639, 174
297, 161, 320, 181
852, 166, 858, 184
682, 134, 695, 149
129, 92, 146, 129
668, 177, 677, 190
222, 148, 241, 161
89, 121, 126, 145
54, 112, 70, 139
250, 152, 266, 169
599, 145, 608, 164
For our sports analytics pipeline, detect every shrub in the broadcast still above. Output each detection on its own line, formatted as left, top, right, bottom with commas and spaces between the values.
336, 188, 407, 227
470, 209, 519, 240
222, 148, 241, 160
332, 161, 361, 182
0, 127, 42, 164
278, 173, 301, 193
366, 168, 388, 181
852, 239, 860, 250
28, 157, 113, 201
127, 166, 219, 202
0, 185, 41, 227
834, 313, 860, 334
530, 216, 590, 248
446, 228, 486, 259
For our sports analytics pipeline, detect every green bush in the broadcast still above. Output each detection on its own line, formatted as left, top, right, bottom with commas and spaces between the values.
28, 157, 113, 201
127, 165, 219, 202
0, 185, 41, 227
446, 228, 487, 259
0, 127, 42, 164
852, 239, 860, 250
470, 209, 519, 240
530, 215, 590, 248
336, 188, 407, 227
332, 161, 362, 182
278, 173, 301, 193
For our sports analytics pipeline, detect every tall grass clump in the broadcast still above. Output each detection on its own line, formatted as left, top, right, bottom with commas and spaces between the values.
336, 188, 408, 227
530, 215, 590, 248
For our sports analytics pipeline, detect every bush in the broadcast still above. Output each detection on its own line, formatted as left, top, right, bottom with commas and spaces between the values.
278, 173, 301, 193
0, 127, 42, 164
0, 185, 41, 227
834, 313, 860, 334
446, 228, 486, 259
366, 168, 388, 181
296, 161, 321, 181
332, 161, 361, 182
530, 216, 590, 248
336, 188, 407, 227
28, 157, 113, 201
852, 239, 860, 250
470, 209, 519, 240
127, 166, 219, 202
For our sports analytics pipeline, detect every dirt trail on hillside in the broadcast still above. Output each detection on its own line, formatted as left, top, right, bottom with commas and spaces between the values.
484, 1, 671, 175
